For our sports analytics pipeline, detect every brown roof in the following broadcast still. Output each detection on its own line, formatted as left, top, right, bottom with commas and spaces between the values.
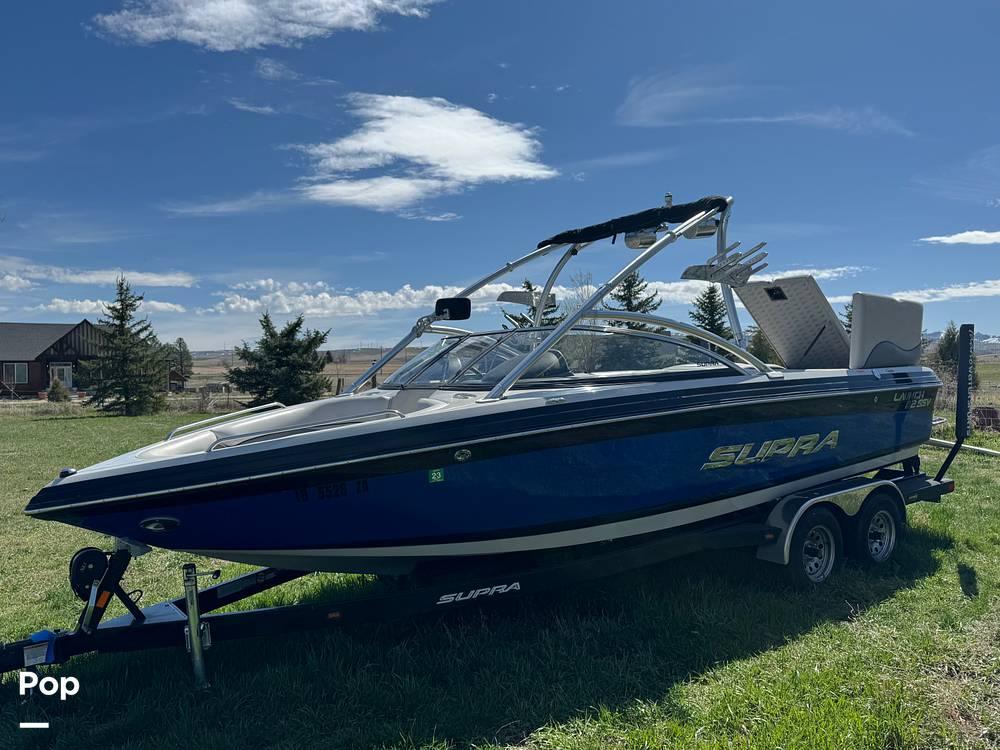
0, 321, 84, 361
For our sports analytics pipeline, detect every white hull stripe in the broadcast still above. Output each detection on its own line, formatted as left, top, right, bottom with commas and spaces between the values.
186, 448, 916, 562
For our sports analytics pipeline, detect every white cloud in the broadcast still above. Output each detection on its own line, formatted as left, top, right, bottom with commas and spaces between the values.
0, 256, 196, 287
889, 279, 1000, 304
31, 298, 107, 315
707, 108, 914, 136
399, 210, 460, 222
31, 298, 187, 315
231, 278, 330, 292
93, 0, 440, 52
617, 69, 746, 127
202, 281, 526, 316
824, 277, 1000, 307
756, 266, 865, 282
165, 93, 555, 217
568, 148, 676, 171
617, 70, 910, 135
161, 190, 292, 217
302, 176, 451, 210
144, 300, 188, 313
204, 265, 867, 318
293, 93, 557, 211
1, 273, 34, 291
255, 57, 299, 81
918, 230, 1000, 245
227, 97, 278, 115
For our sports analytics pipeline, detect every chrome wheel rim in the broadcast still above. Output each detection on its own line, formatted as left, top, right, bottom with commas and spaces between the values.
867, 510, 896, 562
802, 525, 835, 582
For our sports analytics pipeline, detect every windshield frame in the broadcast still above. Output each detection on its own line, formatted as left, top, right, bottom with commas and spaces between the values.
379, 325, 745, 391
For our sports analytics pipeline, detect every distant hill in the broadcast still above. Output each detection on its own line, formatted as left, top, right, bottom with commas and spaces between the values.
922, 330, 1000, 355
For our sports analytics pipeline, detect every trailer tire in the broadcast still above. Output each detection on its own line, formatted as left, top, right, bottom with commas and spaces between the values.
852, 493, 904, 566
786, 506, 843, 587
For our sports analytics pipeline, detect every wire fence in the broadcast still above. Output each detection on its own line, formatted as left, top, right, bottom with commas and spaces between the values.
935, 382, 1000, 432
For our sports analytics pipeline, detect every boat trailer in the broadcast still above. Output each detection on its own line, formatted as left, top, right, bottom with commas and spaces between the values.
0, 327, 974, 688
0, 470, 955, 689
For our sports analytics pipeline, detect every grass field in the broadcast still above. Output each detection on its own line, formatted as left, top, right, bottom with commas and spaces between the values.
1, 413, 999, 749
978, 360, 1000, 388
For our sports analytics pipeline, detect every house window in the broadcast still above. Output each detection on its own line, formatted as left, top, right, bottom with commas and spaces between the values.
2, 362, 28, 384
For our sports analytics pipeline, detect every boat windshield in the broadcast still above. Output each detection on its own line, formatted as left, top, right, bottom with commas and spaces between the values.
382, 327, 737, 389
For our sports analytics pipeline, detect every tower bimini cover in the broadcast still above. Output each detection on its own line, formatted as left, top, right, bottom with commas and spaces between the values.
536, 196, 729, 249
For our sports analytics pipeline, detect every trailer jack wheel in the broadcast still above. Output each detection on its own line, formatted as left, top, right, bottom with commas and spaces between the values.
69, 547, 109, 601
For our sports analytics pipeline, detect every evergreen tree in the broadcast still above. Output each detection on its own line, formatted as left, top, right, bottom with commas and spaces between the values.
47, 377, 71, 402
688, 284, 733, 339
227, 313, 332, 406
839, 301, 853, 334
746, 325, 782, 365
166, 337, 194, 383
501, 279, 565, 328
603, 271, 661, 330
599, 271, 664, 368
936, 321, 978, 387
82, 276, 167, 415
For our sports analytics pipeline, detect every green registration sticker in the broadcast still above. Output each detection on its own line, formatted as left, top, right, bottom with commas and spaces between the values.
428, 468, 445, 483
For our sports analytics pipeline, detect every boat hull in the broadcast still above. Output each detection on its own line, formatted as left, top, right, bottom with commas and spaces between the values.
28, 376, 938, 573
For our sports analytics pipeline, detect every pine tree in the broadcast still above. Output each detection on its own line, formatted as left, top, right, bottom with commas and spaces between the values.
688, 284, 733, 339
839, 301, 854, 334
746, 325, 782, 365
47, 377, 71, 402
167, 337, 194, 383
603, 271, 661, 330
501, 280, 565, 328
936, 321, 978, 387
82, 276, 168, 415
227, 313, 333, 406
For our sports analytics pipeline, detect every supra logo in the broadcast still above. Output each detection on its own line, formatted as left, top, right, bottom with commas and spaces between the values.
436, 582, 521, 605
701, 430, 839, 470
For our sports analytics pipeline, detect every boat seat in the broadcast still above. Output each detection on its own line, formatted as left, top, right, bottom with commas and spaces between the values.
735, 276, 850, 369
480, 350, 570, 383
848, 293, 923, 369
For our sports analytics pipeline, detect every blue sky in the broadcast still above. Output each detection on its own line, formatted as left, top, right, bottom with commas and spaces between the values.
2, 0, 999, 349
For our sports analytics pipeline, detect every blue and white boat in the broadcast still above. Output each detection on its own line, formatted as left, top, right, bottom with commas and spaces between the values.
25, 195, 939, 574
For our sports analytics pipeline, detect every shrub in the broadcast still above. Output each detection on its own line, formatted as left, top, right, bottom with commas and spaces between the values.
47, 377, 71, 402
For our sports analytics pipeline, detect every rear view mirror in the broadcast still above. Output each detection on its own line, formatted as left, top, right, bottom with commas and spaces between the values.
434, 297, 471, 321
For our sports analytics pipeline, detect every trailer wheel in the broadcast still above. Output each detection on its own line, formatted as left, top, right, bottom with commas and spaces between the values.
786, 507, 842, 586
853, 493, 904, 566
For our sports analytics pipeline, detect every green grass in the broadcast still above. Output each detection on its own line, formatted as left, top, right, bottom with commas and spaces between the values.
977, 360, 1000, 389
1, 413, 999, 749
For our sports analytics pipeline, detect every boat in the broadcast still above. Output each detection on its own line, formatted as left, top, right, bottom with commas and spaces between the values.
24, 194, 941, 575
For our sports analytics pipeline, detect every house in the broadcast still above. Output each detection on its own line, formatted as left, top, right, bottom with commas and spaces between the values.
0, 320, 105, 397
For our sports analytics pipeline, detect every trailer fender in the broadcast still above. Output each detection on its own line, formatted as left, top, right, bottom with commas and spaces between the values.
756, 478, 905, 566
